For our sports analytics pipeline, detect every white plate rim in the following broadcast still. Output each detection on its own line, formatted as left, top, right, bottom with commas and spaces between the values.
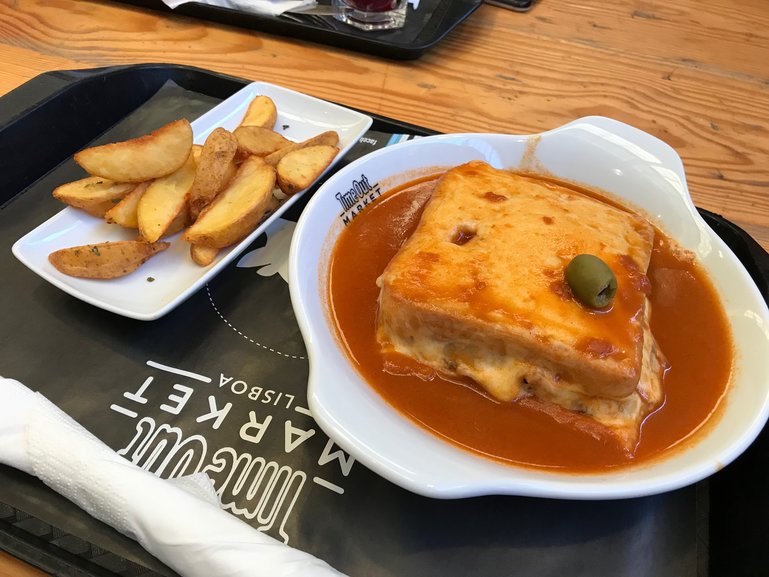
12, 81, 373, 321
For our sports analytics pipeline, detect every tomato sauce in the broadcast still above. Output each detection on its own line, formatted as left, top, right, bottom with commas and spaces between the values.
327, 173, 733, 472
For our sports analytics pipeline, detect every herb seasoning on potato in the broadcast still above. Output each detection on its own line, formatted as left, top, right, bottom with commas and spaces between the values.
48, 95, 340, 279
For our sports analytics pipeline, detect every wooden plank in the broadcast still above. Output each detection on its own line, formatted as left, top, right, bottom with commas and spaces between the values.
0, 44, 83, 95
0, 0, 766, 247
486, 0, 769, 82
0, 551, 48, 577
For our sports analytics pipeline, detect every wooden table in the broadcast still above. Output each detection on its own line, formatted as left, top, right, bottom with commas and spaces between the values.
0, 0, 767, 574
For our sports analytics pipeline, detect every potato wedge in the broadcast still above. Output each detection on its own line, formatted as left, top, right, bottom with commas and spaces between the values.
190, 244, 220, 267
264, 130, 339, 167
239, 95, 278, 129
192, 144, 203, 163
104, 181, 150, 228
189, 127, 239, 220
53, 177, 137, 218
74, 119, 193, 183
184, 156, 277, 249
276, 145, 340, 196
48, 240, 170, 279
138, 151, 197, 243
234, 126, 291, 160
165, 204, 190, 237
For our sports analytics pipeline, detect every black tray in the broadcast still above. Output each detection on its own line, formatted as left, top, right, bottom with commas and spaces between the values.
112, 0, 482, 59
1, 64, 768, 577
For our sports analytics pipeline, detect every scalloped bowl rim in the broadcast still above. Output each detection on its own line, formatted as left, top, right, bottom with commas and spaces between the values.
288, 116, 769, 499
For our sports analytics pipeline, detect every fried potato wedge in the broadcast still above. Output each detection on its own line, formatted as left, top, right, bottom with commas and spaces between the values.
137, 151, 197, 243
192, 144, 203, 163
165, 204, 190, 237
184, 156, 277, 249
234, 126, 291, 160
53, 177, 137, 218
189, 127, 239, 220
104, 181, 150, 228
190, 244, 220, 267
74, 119, 193, 183
48, 240, 170, 279
276, 144, 340, 196
239, 95, 278, 129
263, 130, 339, 167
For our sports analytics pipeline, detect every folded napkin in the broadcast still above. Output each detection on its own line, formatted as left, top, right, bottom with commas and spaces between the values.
0, 377, 346, 577
162, 0, 317, 17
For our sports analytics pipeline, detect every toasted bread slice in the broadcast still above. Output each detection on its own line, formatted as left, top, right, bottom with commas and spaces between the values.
376, 161, 666, 451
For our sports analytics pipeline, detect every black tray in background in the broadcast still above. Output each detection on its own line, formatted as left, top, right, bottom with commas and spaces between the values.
112, 0, 482, 59
1, 64, 769, 577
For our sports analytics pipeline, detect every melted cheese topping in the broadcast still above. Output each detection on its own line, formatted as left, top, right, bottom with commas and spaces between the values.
376, 161, 668, 452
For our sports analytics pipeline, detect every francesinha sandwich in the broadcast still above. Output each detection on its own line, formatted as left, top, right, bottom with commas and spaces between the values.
375, 161, 667, 453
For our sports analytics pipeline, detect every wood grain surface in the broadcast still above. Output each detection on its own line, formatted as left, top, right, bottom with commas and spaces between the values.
0, 0, 767, 572
0, 551, 47, 577
0, 0, 766, 249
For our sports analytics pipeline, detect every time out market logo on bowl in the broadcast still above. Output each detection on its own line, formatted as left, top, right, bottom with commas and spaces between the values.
335, 174, 382, 225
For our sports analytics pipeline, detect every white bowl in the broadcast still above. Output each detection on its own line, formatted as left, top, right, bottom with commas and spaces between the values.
288, 116, 769, 499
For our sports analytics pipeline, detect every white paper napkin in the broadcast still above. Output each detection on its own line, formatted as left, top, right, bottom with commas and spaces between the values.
162, 0, 317, 17
0, 377, 346, 577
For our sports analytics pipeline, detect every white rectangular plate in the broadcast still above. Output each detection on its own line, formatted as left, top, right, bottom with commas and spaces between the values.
12, 82, 372, 320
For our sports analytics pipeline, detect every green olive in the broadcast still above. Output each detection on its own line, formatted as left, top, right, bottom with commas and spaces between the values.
565, 254, 617, 309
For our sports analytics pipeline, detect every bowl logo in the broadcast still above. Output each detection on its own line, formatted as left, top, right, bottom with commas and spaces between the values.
335, 174, 382, 224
